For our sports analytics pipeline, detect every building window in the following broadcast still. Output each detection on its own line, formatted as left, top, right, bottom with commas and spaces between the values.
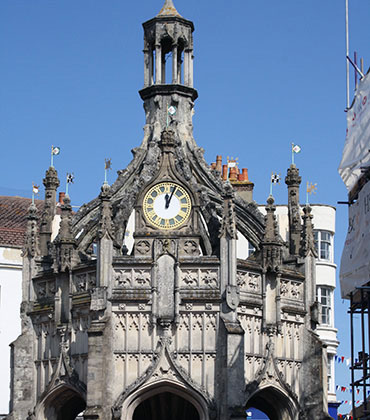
314, 230, 333, 261
317, 286, 332, 325
327, 355, 333, 391
248, 241, 255, 256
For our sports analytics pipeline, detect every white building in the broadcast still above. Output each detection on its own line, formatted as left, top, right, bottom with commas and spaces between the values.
263, 204, 338, 404
0, 197, 42, 414
0, 196, 60, 415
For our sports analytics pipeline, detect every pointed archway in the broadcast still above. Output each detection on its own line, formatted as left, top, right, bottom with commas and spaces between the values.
120, 382, 209, 420
36, 384, 86, 420
133, 391, 200, 420
246, 387, 295, 420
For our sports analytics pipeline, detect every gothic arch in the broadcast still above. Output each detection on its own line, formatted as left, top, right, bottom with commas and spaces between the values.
246, 386, 298, 420
35, 384, 86, 420
121, 381, 209, 420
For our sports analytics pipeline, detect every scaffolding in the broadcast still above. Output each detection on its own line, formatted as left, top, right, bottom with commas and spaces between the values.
350, 287, 370, 419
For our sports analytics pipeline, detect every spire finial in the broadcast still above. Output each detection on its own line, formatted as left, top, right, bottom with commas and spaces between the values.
157, 0, 182, 17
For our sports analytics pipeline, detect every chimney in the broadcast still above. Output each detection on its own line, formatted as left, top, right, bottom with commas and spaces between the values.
59, 192, 66, 204
216, 155, 222, 173
229, 167, 238, 182
222, 165, 228, 181
230, 167, 254, 202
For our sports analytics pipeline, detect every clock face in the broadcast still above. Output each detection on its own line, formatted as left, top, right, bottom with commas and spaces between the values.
143, 182, 191, 230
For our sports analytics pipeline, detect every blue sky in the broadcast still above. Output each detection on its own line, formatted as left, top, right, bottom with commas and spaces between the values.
1, 1, 369, 415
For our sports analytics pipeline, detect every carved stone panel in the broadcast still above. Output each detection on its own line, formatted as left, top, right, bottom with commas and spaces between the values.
280, 280, 303, 301
180, 268, 219, 289
34, 280, 56, 300
134, 239, 152, 257
237, 270, 261, 294
73, 272, 96, 293
179, 238, 200, 257
114, 268, 151, 288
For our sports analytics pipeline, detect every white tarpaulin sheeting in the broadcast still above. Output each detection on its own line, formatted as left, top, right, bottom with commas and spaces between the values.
340, 180, 370, 298
338, 71, 370, 191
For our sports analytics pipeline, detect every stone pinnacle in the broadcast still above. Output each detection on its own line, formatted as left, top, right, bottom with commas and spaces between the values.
157, 0, 182, 17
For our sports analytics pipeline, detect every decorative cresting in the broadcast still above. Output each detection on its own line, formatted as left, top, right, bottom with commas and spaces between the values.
285, 164, 302, 256
113, 337, 213, 420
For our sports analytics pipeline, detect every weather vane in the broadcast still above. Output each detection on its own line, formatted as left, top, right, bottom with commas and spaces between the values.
66, 173, 74, 197
32, 183, 39, 205
51, 145, 60, 168
306, 181, 317, 205
104, 158, 112, 184
270, 172, 281, 196
291, 143, 301, 165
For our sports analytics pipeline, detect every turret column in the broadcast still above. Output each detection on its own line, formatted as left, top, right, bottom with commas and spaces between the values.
155, 44, 162, 84
285, 164, 302, 256
172, 43, 178, 84
39, 167, 60, 256
144, 47, 150, 87
184, 49, 189, 86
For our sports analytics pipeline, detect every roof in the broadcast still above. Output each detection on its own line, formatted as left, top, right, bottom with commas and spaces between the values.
0, 196, 43, 248
157, 0, 182, 17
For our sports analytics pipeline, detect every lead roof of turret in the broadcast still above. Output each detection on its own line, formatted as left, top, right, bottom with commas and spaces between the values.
157, 0, 182, 17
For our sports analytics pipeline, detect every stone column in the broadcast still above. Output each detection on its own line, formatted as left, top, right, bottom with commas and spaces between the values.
188, 49, 194, 87
97, 183, 114, 289
285, 164, 302, 256
155, 44, 162, 84
172, 44, 178, 84
184, 49, 189, 86
149, 48, 154, 85
144, 48, 150, 87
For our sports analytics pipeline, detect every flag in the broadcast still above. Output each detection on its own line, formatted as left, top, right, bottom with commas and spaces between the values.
52, 146, 60, 155
32, 183, 39, 195
105, 158, 112, 170
168, 105, 177, 116
307, 182, 317, 195
66, 173, 75, 184
271, 173, 281, 184
292, 144, 301, 154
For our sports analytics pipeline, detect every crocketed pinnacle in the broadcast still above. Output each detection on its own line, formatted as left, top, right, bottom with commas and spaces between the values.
157, 0, 182, 17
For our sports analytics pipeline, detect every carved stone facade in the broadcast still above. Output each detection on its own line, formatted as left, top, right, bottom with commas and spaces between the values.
7, 1, 332, 419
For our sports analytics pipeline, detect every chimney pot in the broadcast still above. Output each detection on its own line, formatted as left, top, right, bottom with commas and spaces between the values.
222, 164, 228, 181
229, 167, 238, 182
216, 155, 222, 173
242, 168, 249, 181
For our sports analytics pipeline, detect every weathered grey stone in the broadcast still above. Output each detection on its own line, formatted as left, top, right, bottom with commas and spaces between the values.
7, 2, 332, 420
